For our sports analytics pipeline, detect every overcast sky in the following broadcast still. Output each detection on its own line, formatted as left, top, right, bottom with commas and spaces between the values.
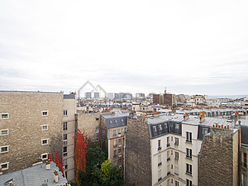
0, 0, 248, 96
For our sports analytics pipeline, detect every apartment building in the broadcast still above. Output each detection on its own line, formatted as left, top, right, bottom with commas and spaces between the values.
0, 91, 76, 182
125, 113, 241, 186
100, 113, 128, 172
62, 94, 77, 181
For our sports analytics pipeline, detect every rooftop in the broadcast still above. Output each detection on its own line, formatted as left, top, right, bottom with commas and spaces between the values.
0, 162, 68, 186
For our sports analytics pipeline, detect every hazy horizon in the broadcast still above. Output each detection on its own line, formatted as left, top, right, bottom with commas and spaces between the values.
1, 0, 248, 96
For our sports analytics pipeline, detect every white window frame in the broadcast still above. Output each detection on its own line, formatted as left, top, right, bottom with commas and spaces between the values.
41, 153, 48, 160
63, 110, 68, 116
41, 138, 49, 145
41, 110, 48, 116
0, 162, 9, 170
1, 113, 9, 120
0, 129, 9, 136
0, 145, 9, 153
41, 124, 48, 131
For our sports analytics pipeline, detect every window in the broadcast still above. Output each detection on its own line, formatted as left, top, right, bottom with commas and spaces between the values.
41, 124, 48, 131
63, 134, 67, 140
158, 169, 162, 182
171, 136, 173, 141
114, 139, 117, 146
63, 146, 67, 153
158, 140, 161, 150
0, 129, 9, 136
42, 111, 48, 116
118, 148, 121, 154
113, 129, 116, 136
153, 126, 157, 133
0, 162, 9, 170
186, 164, 192, 175
159, 125, 162, 131
114, 150, 117, 157
202, 128, 209, 135
186, 179, 192, 186
118, 139, 121, 144
118, 128, 121, 134
186, 132, 192, 143
175, 124, 180, 130
0, 145, 9, 153
41, 153, 48, 160
63, 110, 68, 116
1, 113, 9, 119
244, 152, 247, 168
175, 152, 179, 161
158, 154, 162, 166
186, 148, 192, 159
96, 128, 99, 134
175, 180, 179, 186
175, 137, 179, 146
167, 137, 170, 147
63, 122, 67, 130
96, 117, 99, 121
41, 139, 49, 145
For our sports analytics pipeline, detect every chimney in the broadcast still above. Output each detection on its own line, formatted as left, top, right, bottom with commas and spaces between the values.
200, 114, 206, 123
54, 170, 59, 183
45, 161, 51, 170
183, 113, 189, 121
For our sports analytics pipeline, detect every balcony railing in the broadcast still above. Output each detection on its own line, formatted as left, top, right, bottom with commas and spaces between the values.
186, 155, 192, 160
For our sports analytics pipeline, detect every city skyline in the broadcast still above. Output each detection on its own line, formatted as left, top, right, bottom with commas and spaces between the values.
0, 0, 248, 95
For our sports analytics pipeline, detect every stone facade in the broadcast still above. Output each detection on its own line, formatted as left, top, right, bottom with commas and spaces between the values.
76, 113, 100, 142
62, 95, 76, 182
198, 127, 239, 186
125, 117, 152, 186
0, 91, 63, 174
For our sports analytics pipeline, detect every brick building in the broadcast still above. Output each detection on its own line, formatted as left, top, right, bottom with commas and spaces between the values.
125, 113, 244, 186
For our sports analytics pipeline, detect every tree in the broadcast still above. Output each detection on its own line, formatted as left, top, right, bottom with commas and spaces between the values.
100, 160, 124, 186
75, 129, 88, 185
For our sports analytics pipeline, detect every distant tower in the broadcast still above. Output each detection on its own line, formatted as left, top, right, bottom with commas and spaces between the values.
164, 87, 167, 94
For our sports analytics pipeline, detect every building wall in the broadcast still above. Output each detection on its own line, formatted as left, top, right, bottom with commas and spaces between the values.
0, 91, 63, 174
150, 124, 201, 186
125, 117, 152, 186
76, 113, 100, 142
153, 94, 160, 105
62, 97, 76, 182
241, 147, 248, 186
198, 128, 238, 186
108, 126, 126, 168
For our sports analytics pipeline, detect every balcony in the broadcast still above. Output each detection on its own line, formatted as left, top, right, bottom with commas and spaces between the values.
186, 140, 192, 144
186, 172, 192, 177
186, 156, 192, 160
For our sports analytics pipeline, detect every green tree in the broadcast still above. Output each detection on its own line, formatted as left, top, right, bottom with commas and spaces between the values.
100, 160, 124, 186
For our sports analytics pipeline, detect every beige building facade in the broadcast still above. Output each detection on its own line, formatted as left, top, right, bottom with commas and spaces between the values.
0, 91, 77, 182
0, 91, 63, 174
